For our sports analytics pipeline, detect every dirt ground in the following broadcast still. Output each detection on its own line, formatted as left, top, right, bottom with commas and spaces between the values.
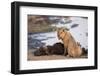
27, 49, 88, 61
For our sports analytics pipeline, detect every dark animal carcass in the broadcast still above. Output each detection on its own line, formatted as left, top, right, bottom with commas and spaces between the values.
34, 46, 47, 56
34, 42, 66, 56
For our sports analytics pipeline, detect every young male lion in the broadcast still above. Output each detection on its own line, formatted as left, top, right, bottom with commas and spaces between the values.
57, 28, 82, 57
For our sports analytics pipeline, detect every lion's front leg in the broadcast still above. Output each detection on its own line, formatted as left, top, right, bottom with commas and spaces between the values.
64, 44, 68, 56
64, 48, 67, 56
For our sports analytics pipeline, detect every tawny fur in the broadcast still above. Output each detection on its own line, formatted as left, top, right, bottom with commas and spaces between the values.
57, 28, 82, 57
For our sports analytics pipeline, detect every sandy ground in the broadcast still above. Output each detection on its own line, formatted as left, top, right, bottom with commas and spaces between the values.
28, 49, 88, 61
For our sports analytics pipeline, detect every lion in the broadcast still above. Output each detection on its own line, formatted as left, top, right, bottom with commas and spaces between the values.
57, 28, 82, 57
